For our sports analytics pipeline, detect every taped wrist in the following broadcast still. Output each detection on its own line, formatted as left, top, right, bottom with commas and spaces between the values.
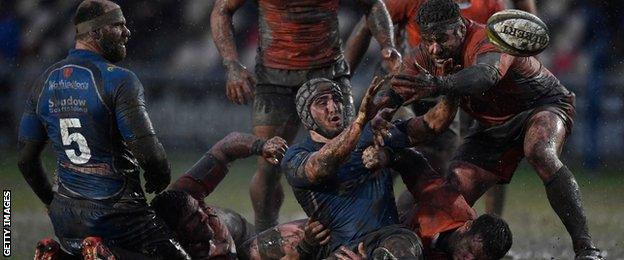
251, 139, 266, 156
544, 166, 593, 253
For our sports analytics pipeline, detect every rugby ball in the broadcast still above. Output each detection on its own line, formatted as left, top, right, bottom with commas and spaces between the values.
486, 9, 550, 57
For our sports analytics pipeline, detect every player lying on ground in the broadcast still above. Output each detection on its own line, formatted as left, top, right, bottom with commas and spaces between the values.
20, 0, 190, 258
211, 0, 401, 233
386, 0, 602, 258
280, 77, 424, 259
35, 133, 288, 259
362, 130, 512, 259
241, 138, 512, 259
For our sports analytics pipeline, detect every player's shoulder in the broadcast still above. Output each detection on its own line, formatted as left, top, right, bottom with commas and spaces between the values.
384, 0, 424, 21
287, 138, 317, 155
464, 19, 494, 49
98, 63, 138, 82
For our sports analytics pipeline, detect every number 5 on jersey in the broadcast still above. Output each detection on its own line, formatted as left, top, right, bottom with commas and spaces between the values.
60, 118, 91, 164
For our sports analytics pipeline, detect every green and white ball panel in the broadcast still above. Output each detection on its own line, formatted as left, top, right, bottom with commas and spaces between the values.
486, 9, 550, 57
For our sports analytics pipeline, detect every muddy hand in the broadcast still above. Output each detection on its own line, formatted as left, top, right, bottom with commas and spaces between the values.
263, 136, 288, 165
225, 62, 255, 105
381, 47, 403, 74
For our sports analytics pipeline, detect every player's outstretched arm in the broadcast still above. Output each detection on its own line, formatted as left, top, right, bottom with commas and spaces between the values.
404, 96, 458, 144
303, 77, 385, 184
363, 146, 438, 196
357, 0, 402, 73
17, 140, 53, 206
170, 133, 287, 200
209, 132, 287, 165
211, 0, 254, 105
391, 52, 514, 98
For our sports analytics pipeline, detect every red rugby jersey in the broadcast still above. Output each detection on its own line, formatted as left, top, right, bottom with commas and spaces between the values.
257, 0, 342, 70
384, 0, 505, 48
403, 19, 573, 126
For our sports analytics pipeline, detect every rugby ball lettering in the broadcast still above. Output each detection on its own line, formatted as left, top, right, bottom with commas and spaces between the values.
486, 9, 550, 57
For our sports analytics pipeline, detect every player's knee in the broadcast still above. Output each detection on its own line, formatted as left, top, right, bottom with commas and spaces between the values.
525, 141, 561, 181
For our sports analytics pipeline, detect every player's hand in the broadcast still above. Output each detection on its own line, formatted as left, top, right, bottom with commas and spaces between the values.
144, 169, 171, 194
357, 76, 387, 124
390, 72, 440, 103
362, 146, 392, 171
334, 243, 367, 260
370, 107, 396, 147
262, 136, 288, 165
303, 219, 331, 247
381, 47, 403, 74
225, 61, 255, 105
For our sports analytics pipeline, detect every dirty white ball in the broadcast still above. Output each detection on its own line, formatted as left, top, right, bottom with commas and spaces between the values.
486, 9, 550, 57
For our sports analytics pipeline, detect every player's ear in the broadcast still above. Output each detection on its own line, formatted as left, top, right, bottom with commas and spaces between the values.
89, 29, 103, 41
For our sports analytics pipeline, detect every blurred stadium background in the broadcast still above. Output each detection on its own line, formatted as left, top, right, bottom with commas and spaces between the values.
0, 0, 623, 259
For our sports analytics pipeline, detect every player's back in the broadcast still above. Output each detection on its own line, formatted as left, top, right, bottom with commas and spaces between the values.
24, 49, 142, 200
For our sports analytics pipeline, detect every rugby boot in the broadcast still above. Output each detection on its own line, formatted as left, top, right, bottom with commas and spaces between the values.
81, 237, 116, 260
575, 247, 604, 260
34, 238, 61, 260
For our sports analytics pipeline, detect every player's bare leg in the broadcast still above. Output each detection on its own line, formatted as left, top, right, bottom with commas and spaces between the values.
523, 111, 601, 259
251, 124, 299, 232
484, 185, 506, 216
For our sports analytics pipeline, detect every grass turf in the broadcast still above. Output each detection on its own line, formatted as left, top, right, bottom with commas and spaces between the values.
1, 151, 622, 259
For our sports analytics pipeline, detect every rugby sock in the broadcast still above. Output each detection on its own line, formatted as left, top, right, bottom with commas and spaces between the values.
544, 165, 595, 254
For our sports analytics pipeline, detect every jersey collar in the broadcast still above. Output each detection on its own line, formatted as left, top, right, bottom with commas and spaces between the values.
68, 48, 108, 63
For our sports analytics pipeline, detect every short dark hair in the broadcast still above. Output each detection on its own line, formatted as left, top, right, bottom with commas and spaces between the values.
73, 1, 106, 25
468, 214, 513, 259
417, 0, 460, 28
151, 190, 196, 230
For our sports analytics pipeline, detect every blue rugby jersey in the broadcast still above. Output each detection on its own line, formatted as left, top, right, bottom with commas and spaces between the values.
282, 123, 411, 253
18, 49, 153, 200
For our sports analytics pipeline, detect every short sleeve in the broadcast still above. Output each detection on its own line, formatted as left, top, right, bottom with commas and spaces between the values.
282, 145, 316, 188
18, 81, 47, 142
18, 113, 47, 142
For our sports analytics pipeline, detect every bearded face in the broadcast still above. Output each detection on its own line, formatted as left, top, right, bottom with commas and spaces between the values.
96, 21, 130, 63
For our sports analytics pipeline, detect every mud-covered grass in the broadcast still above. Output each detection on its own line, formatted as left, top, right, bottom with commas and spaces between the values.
2, 153, 622, 259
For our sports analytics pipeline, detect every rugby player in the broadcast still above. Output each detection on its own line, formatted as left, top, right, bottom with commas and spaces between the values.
152, 133, 287, 259
345, 0, 537, 218
18, 0, 189, 258
281, 78, 423, 259
362, 142, 512, 259
211, 0, 401, 232
35, 133, 288, 259
388, 0, 602, 258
